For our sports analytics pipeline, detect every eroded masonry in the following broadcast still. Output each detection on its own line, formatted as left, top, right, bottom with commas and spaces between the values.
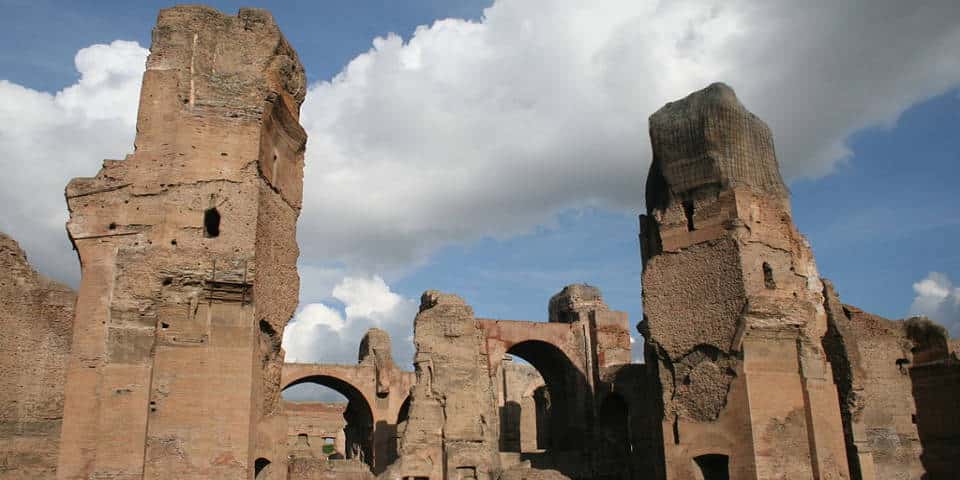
0, 6, 957, 480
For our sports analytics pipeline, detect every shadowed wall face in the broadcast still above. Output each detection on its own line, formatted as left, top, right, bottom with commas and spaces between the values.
55, 6, 306, 479
906, 319, 960, 478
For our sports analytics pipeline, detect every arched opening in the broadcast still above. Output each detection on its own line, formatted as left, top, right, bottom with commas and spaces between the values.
254, 457, 271, 479
501, 340, 590, 455
694, 454, 729, 480
282, 375, 374, 469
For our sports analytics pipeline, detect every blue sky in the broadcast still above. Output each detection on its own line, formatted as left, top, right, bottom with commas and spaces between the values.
1, 1, 958, 370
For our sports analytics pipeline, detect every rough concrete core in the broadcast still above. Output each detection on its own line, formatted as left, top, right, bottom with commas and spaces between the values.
646, 82, 788, 211
548, 284, 606, 323
667, 345, 738, 422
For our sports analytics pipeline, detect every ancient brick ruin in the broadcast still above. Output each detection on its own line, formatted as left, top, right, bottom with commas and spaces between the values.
0, 6, 958, 480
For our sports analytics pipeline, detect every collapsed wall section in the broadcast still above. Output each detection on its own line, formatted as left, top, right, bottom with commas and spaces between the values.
640, 83, 849, 480
0, 233, 76, 480
382, 291, 501, 480
56, 6, 306, 480
821, 281, 925, 479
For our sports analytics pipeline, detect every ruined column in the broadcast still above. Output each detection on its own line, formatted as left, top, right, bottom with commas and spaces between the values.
382, 291, 501, 480
639, 83, 849, 479
56, 6, 306, 479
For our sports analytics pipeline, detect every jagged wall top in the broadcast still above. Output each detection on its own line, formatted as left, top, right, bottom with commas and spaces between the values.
147, 6, 306, 118
645, 82, 787, 211
548, 283, 607, 323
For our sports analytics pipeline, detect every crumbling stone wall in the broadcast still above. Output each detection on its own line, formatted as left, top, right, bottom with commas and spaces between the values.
0, 233, 75, 479
288, 457, 375, 480
56, 6, 306, 480
381, 285, 636, 479
640, 83, 849, 480
382, 291, 501, 480
284, 402, 348, 459
906, 317, 960, 478
821, 281, 925, 479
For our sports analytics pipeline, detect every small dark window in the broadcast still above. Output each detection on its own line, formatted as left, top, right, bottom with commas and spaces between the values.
762, 262, 776, 289
203, 208, 220, 238
682, 200, 695, 231
694, 454, 729, 480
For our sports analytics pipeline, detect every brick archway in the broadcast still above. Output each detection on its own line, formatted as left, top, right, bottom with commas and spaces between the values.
282, 370, 378, 470
281, 363, 415, 474
478, 320, 595, 453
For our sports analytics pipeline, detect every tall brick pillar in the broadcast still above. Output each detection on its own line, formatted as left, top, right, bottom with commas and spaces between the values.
639, 83, 849, 479
56, 7, 306, 479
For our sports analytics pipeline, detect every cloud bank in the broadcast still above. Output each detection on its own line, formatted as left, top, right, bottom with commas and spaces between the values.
911, 272, 960, 337
282, 275, 418, 366
298, 0, 960, 276
0, 40, 147, 282
1, 1, 959, 364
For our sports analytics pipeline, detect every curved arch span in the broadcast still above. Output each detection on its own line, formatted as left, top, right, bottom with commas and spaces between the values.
505, 340, 592, 452
282, 374, 374, 467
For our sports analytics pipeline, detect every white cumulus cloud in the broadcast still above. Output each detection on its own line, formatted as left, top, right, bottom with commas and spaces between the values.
1, 2, 959, 363
282, 275, 418, 365
0, 40, 147, 283
911, 272, 960, 337
296, 0, 960, 278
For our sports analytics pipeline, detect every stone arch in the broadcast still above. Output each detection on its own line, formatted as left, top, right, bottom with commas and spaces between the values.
282, 374, 375, 469
504, 340, 592, 452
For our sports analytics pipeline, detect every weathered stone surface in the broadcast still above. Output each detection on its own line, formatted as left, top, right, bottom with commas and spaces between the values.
641, 83, 850, 480
822, 281, 926, 480
55, 6, 306, 480
2, 11, 957, 478
379, 284, 637, 479
284, 402, 348, 460
0, 232, 75, 480
288, 456, 375, 480
645, 82, 787, 211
